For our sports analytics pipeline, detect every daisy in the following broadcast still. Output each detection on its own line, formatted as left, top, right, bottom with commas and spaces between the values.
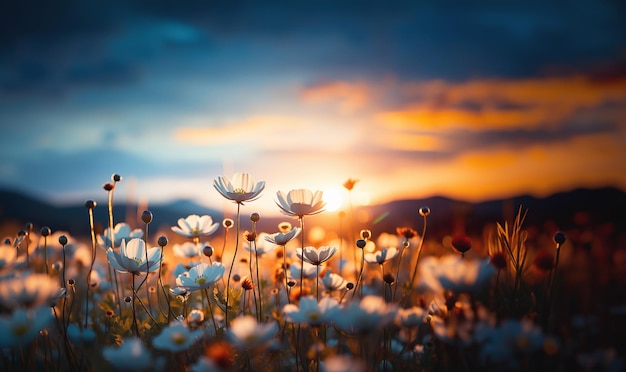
364, 247, 399, 265
171, 215, 219, 239
97, 222, 143, 249
418, 255, 496, 294
0, 306, 53, 348
173, 242, 202, 259
264, 227, 301, 246
213, 172, 265, 204
290, 260, 323, 280
321, 270, 346, 292
176, 262, 225, 292
152, 322, 203, 353
275, 189, 326, 218
103, 338, 152, 371
244, 232, 279, 256
332, 295, 398, 334
0, 273, 60, 309
282, 296, 339, 326
228, 315, 278, 349
106, 238, 163, 275
296, 246, 337, 266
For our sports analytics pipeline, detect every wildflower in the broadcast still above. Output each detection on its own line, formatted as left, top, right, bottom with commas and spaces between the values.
553, 231, 567, 246
322, 270, 346, 292
0, 273, 60, 309
176, 263, 225, 292
106, 238, 163, 274
282, 296, 340, 326
0, 242, 20, 271
103, 338, 152, 371
244, 232, 279, 255
364, 247, 399, 265
152, 322, 203, 353
265, 227, 301, 246
67, 324, 96, 346
0, 306, 53, 348
333, 295, 398, 334
296, 246, 337, 266
172, 214, 219, 239
533, 250, 555, 272
419, 206, 431, 217
395, 306, 427, 327
451, 235, 472, 255
489, 252, 507, 270
290, 260, 321, 280
187, 309, 205, 327
419, 255, 496, 294
343, 178, 359, 191
214, 173, 265, 204
276, 189, 326, 218
97, 222, 143, 249
173, 242, 201, 259
227, 316, 278, 349
397, 227, 417, 240
474, 319, 545, 369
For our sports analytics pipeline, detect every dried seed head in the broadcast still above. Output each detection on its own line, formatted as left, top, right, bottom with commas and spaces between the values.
241, 277, 254, 290
360, 229, 371, 240
84, 200, 97, 209
203, 245, 213, 257
141, 210, 153, 224
451, 235, 472, 254
244, 231, 256, 242
232, 274, 241, 282
278, 222, 292, 233
157, 235, 168, 247
490, 252, 507, 270
124, 296, 132, 303
396, 227, 417, 240
111, 174, 122, 182
419, 206, 431, 217
287, 280, 296, 287
383, 273, 395, 285
250, 213, 260, 222
58, 235, 68, 246
25, 222, 33, 231
17, 229, 26, 237
356, 239, 367, 249
554, 232, 567, 246
40, 226, 51, 237
222, 218, 234, 229
346, 282, 355, 290
68, 279, 76, 286
103, 182, 115, 191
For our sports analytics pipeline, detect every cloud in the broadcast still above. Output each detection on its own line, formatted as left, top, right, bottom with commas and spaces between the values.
299, 81, 371, 114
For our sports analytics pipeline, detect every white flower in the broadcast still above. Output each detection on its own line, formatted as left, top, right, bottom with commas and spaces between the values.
474, 319, 545, 369
364, 247, 399, 265
290, 260, 323, 280
173, 242, 201, 259
322, 270, 346, 292
0, 306, 53, 348
171, 215, 219, 239
296, 246, 337, 266
0, 242, 20, 271
395, 306, 427, 327
419, 255, 496, 294
103, 337, 152, 371
214, 172, 265, 204
97, 222, 143, 249
152, 322, 203, 353
106, 238, 163, 274
244, 232, 279, 255
283, 296, 340, 326
0, 273, 60, 309
276, 189, 326, 218
332, 295, 398, 334
228, 315, 278, 349
264, 227, 301, 246
176, 262, 225, 292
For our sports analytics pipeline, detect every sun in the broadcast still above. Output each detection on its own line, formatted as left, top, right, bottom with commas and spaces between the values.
322, 188, 343, 212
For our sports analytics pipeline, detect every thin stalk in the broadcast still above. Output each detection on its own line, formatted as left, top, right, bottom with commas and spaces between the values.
225, 203, 241, 328
408, 214, 428, 290
253, 239, 263, 321
393, 240, 409, 302
85, 206, 97, 328
352, 248, 365, 300
204, 288, 219, 335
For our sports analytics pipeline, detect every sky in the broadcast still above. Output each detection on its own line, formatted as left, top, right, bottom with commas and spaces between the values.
1, 1, 626, 216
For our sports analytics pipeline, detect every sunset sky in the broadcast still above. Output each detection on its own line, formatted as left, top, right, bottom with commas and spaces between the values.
2, 1, 626, 215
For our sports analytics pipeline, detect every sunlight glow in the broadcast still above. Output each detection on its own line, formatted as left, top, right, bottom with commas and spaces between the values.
323, 188, 344, 212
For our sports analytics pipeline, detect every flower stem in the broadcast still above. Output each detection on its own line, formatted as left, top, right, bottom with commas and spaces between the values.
225, 203, 241, 328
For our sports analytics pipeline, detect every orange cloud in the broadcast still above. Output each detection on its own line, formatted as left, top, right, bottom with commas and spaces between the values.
299, 81, 370, 114
379, 75, 626, 131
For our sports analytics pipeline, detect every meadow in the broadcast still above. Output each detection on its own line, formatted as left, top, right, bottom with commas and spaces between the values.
0, 173, 623, 371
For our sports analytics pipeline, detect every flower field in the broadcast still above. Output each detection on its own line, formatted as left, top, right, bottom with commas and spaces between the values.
0, 173, 623, 371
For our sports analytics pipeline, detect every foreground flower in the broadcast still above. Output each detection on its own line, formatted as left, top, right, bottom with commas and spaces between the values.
97, 222, 143, 249
173, 242, 202, 259
214, 172, 265, 204
228, 315, 278, 349
244, 232, 279, 255
419, 255, 496, 294
171, 215, 219, 239
176, 262, 225, 292
322, 270, 346, 292
0, 273, 60, 309
282, 296, 340, 326
103, 338, 152, 371
333, 295, 398, 334
364, 247, 399, 265
296, 246, 337, 266
106, 238, 163, 274
276, 189, 326, 218
152, 322, 203, 353
474, 319, 546, 369
0, 306, 53, 348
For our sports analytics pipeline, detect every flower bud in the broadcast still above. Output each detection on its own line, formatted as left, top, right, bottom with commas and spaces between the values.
103, 183, 115, 191
250, 213, 260, 222
111, 174, 122, 182
40, 226, 51, 237
17, 229, 27, 237
554, 232, 566, 246
203, 245, 213, 257
58, 235, 68, 246
346, 282, 355, 290
241, 277, 254, 290
232, 274, 241, 282
451, 235, 472, 254
141, 210, 153, 224
125, 296, 132, 303
419, 206, 431, 217
356, 239, 367, 249
222, 218, 234, 229
360, 229, 371, 240
84, 200, 97, 209
383, 273, 395, 285
68, 279, 76, 286
157, 235, 168, 247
